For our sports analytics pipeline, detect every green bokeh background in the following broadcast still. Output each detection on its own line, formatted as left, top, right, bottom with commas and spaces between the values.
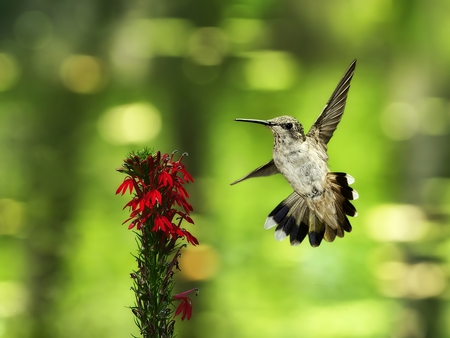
1, 0, 450, 337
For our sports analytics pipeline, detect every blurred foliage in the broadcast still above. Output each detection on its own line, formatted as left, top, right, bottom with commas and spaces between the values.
1, 0, 450, 337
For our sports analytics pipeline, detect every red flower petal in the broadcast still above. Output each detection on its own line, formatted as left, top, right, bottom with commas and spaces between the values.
173, 289, 197, 321
148, 189, 162, 207
116, 178, 134, 195
158, 171, 173, 187
182, 230, 199, 246
124, 198, 139, 211
180, 168, 194, 183
153, 215, 174, 235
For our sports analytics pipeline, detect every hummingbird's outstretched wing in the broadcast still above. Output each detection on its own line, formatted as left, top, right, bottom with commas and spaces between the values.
230, 159, 279, 185
307, 59, 357, 145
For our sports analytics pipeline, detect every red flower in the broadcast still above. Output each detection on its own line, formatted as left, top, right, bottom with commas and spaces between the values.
116, 151, 198, 246
173, 288, 198, 321
118, 150, 200, 336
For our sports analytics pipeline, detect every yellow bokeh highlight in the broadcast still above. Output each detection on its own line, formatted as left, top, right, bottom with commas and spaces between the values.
407, 263, 447, 298
375, 261, 447, 299
112, 18, 193, 59
366, 204, 429, 242
382, 98, 450, 139
0, 281, 27, 317
0, 53, 20, 92
179, 244, 219, 281
0, 199, 24, 235
222, 18, 266, 50
380, 102, 419, 140
98, 102, 162, 145
116, 19, 154, 59
243, 51, 299, 91
60, 55, 106, 94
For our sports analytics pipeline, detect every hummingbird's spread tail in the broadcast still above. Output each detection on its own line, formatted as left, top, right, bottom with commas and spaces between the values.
264, 172, 358, 247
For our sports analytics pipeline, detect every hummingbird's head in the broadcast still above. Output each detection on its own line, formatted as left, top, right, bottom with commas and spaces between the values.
266, 115, 305, 145
235, 115, 305, 144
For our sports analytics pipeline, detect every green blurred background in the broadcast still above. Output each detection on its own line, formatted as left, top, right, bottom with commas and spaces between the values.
1, 0, 450, 337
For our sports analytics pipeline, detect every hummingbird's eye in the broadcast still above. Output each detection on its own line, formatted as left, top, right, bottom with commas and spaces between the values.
285, 123, 293, 130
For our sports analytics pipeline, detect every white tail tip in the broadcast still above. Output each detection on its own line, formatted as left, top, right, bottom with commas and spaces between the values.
274, 229, 287, 241
264, 216, 277, 229
346, 174, 355, 185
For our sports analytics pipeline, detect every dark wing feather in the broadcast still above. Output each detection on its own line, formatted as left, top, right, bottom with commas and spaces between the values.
230, 159, 279, 185
307, 59, 357, 144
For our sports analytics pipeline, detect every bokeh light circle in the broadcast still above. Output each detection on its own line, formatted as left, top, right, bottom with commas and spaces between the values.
179, 245, 220, 281
60, 55, 107, 94
98, 103, 162, 145
0, 53, 20, 92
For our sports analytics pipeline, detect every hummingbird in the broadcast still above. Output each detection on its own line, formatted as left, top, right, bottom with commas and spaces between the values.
231, 59, 358, 247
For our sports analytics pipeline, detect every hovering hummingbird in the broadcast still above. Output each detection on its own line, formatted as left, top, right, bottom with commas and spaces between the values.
231, 59, 358, 247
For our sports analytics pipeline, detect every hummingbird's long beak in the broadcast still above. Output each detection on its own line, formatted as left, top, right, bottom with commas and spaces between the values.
235, 118, 273, 126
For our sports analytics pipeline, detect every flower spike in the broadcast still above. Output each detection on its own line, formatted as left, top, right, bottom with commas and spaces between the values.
116, 149, 199, 337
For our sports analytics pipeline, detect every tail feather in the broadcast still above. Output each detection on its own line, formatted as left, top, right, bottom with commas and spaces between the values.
291, 220, 308, 245
324, 221, 337, 242
343, 199, 357, 217
339, 215, 352, 233
308, 212, 325, 247
264, 172, 358, 247
328, 172, 358, 217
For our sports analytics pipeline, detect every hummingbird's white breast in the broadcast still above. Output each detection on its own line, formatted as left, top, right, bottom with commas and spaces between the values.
272, 138, 329, 198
